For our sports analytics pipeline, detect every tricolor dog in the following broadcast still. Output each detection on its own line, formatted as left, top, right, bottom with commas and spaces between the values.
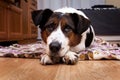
32, 7, 95, 65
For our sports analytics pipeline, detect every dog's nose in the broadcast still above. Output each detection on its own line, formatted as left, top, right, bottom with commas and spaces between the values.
49, 41, 61, 53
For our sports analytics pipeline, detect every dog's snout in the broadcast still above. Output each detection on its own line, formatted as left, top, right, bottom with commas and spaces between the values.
49, 42, 61, 53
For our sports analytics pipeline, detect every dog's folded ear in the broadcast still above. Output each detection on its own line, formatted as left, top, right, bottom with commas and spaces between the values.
31, 10, 43, 26
70, 13, 90, 34
31, 9, 53, 29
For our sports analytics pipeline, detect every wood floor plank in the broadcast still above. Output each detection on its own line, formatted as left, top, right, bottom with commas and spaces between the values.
0, 58, 120, 80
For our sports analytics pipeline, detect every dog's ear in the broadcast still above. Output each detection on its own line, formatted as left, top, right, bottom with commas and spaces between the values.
31, 10, 43, 26
31, 9, 53, 29
70, 13, 90, 34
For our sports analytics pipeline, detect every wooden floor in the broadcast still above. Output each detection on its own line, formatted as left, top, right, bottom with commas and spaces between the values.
0, 58, 120, 80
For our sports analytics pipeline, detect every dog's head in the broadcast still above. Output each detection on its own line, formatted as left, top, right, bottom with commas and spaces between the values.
32, 8, 90, 57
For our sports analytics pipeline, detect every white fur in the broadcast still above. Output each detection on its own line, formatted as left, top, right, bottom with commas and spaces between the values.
47, 23, 69, 57
63, 51, 78, 64
70, 26, 95, 53
40, 54, 53, 64
54, 7, 89, 19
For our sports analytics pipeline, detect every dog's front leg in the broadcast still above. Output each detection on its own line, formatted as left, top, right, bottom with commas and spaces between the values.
63, 51, 79, 65
40, 54, 53, 65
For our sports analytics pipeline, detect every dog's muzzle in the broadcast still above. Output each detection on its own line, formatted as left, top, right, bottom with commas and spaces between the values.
49, 41, 61, 53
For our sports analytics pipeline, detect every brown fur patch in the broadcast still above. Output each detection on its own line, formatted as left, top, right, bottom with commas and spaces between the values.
41, 31, 48, 43
59, 14, 82, 47
68, 32, 82, 47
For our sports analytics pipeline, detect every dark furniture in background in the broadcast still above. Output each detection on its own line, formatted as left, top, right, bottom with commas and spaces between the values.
79, 8, 120, 35
0, 0, 37, 44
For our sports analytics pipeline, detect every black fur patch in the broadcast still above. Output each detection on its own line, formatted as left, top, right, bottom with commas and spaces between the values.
31, 9, 53, 30
85, 27, 93, 47
70, 13, 90, 34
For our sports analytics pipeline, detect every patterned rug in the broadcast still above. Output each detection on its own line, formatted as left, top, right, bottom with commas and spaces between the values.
0, 37, 120, 60
0, 41, 46, 58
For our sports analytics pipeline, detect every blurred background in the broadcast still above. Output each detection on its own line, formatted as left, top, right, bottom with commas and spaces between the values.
0, 0, 120, 45
37, 0, 120, 10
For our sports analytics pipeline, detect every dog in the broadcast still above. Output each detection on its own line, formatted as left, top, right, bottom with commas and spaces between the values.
32, 7, 95, 65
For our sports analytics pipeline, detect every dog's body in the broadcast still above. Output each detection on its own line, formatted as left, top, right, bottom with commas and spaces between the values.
32, 7, 95, 65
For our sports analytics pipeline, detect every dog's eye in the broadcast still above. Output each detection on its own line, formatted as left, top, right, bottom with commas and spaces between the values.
63, 25, 72, 33
46, 25, 54, 32
46, 26, 54, 32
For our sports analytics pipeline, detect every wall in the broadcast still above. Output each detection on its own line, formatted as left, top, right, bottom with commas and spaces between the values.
106, 0, 120, 8
37, 0, 105, 10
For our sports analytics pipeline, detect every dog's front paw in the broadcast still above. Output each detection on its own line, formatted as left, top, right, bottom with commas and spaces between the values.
63, 51, 78, 65
40, 54, 53, 65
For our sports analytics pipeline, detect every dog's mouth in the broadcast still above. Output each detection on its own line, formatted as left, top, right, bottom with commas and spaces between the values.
48, 48, 69, 63
49, 52, 60, 58
50, 55, 62, 63
48, 41, 69, 63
